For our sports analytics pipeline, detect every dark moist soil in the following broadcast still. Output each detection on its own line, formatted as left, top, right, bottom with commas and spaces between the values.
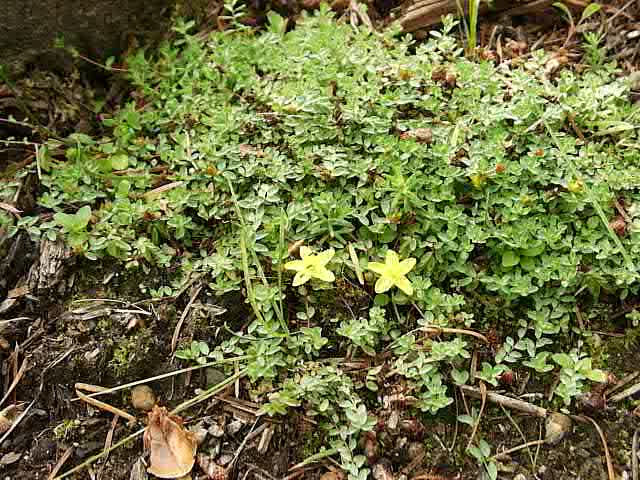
2, 3, 640, 480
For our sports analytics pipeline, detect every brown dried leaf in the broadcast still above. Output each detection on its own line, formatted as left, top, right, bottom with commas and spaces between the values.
0, 202, 22, 216
144, 406, 197, 479
0, 403, 25, 434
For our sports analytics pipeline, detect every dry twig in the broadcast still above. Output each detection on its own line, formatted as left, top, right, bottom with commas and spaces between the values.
633, 428, 639, 480
572, 415, 615, 480
171, 283, 203, 353
459, 385, 548, 418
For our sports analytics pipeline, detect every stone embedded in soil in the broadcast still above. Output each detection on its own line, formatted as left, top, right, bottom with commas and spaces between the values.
208, 422, 225, 438
545, 413, 572, 445
225, 418, 244, 436
372, 460, 395, 480
131, 385, 156, 411
188, 423, 208, 445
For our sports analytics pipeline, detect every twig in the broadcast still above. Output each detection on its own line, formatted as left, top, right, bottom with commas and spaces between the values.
75, 389, 137, 424
171, 283, 203, 353
459, 385, 548, 418
0, 356, 28, 408
0, 399, 35, 447
631, 429, 640, 480
606, 0, 636, 25
47, 446, 74, 480
610, 381, 640, 403
53, 428, 146, 480
605, 371, 639, 397
289, 448, 339, 471
491, 439, 546, 461
633, 428, 639, 480
72, 355, 249, 400
420, 327, 489, 344
499, 404, 536, 468
228, 419, 259, 473
465, 381, 487, 451
572, 415, 614, 480
97, 416, 119, 480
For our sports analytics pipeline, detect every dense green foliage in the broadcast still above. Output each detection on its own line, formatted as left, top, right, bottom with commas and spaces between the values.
4, 9, 640, 478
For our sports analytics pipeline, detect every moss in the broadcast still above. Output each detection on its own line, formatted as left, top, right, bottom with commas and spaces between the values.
108, 329, 153, 378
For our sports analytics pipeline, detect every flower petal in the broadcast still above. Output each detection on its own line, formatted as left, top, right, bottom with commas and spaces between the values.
299, 246, 312, 259
398, 258, 416, 275
313, 268, 335, 283
375, 276, 394, 294
367, 261, 387, 275
386, 250, 399, 266
317, 248, 335, 265
292, 272, 310, 287
395, 276, 414, 296
284, 260, 305, 272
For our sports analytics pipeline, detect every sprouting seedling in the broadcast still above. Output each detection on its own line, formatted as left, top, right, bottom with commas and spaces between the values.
284, 247, 335, 286
367, 250, 416, 296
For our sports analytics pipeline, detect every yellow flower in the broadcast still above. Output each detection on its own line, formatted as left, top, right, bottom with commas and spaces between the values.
284, 246, 335, 287
367, 250, 416, 295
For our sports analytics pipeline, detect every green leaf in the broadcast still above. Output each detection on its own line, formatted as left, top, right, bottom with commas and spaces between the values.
580, 3, 601, 23
521, 243, 545, 257
266, 11, 287, 35
486, 461, 498, 480
451, 368, 469, 386
552, 353, 573, 369
585, 368, 607, 383
457, 414, 474, 426
54, 206, 91, 233
111, 153, 129, 170
553, 2, 574, 24
502, 250, 520, 268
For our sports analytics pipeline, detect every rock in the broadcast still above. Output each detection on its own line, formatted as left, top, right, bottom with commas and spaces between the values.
372, 460, 395, 480
545, 413, 572, 445
208, 422, 225, 438
130, 385, 156, 412
225, 418, 244, 436
189, 423, 208, 445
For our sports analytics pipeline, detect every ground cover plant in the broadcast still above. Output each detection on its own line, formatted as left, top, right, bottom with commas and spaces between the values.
3, 5, 640, 478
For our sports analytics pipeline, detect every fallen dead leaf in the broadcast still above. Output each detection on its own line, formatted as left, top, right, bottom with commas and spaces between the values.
0, 451, 21, 465
0, 403, 25, 433
144, 406, 197, 479
0, 202, 22, 216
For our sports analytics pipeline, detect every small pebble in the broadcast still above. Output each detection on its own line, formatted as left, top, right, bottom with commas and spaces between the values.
217, 453, 234, 466
208, 422, 225, 438
226, 418, 244, 436
545, 413, 572, 445
189, 423, 208, 445
131, 385, 156, 411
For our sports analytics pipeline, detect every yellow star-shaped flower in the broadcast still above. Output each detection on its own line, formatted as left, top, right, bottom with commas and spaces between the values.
284, 246, 335, 287
367, 250, 416, 295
